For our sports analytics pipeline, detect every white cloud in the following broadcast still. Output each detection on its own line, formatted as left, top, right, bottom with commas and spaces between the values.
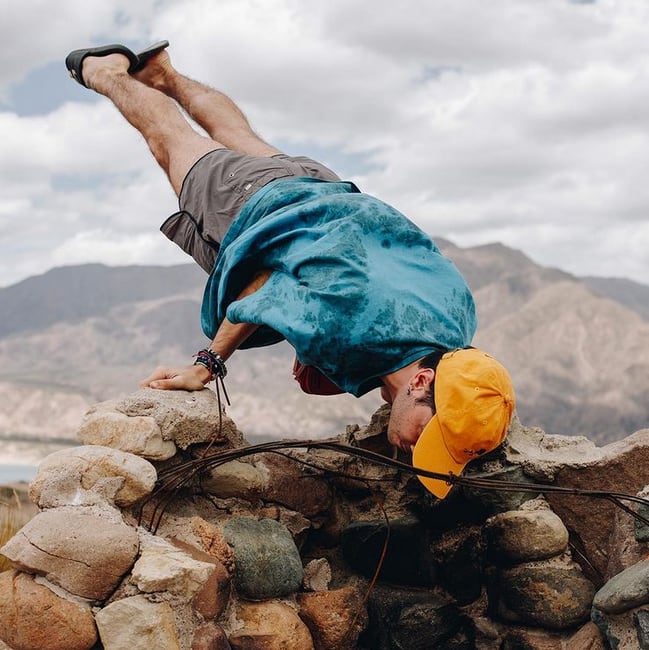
0, 0, 649, 287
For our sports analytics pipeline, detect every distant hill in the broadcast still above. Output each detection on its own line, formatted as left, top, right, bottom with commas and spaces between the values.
0, 263, 206, 338
1, 241, 648, 444
582, 276, 649, 322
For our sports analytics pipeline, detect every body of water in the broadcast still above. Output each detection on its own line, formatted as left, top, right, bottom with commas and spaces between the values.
0, 464, 37, 484
0, 438, 76, 485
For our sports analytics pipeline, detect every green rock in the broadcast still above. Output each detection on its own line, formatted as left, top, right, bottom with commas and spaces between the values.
223, 517, 303, 600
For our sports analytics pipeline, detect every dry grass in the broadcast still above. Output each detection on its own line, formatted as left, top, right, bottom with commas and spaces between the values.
0, 490, 32, 572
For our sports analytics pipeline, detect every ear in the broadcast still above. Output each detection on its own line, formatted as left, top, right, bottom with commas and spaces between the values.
410, 367, 435, 392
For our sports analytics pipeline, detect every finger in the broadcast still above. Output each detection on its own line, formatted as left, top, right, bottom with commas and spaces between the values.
148, 377, 180, 390
139, 366, 176, 387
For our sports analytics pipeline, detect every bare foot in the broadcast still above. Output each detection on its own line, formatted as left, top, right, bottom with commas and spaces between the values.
82, 53, 131, 91
133, 49, 174, 92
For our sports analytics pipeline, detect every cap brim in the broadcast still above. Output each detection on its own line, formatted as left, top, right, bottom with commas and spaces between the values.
412, 414, 467, 499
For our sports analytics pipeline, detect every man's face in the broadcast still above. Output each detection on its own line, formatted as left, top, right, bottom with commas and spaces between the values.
384, 384, 434, 453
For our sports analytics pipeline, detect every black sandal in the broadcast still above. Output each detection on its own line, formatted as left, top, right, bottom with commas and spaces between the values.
132, 40, 170, 73
65, 44, 139, 88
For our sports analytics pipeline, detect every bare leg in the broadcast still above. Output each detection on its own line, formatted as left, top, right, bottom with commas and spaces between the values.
133, 50, 281, 157
82, 54, 221, 195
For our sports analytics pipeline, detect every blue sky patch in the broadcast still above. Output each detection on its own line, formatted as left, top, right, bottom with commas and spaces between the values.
2, 61, 98, 116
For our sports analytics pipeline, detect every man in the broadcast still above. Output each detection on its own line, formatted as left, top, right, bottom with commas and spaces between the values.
65, 40, 515, 498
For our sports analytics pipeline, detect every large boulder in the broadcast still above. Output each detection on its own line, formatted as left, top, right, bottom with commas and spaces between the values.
95, 595, 181, 650
1, 506, 139, 600
77, 407, 176, 460
223, 517, 303, 600
0, 570, 97, 650
507, 423, 649, 580
228, 601, 314, 650
115, 388, 244, 449
29, 445, 157, 508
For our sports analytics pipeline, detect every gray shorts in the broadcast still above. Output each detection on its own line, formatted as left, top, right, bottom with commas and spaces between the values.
160, 149, 340, 273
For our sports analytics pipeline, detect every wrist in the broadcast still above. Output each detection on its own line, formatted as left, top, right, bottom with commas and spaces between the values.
193, 348, 227, 381
192, 363, 212, 385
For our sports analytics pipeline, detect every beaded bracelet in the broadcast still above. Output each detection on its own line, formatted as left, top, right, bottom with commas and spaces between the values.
193, 348, 227, 381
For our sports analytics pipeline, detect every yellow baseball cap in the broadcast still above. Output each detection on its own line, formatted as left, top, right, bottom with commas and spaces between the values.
412, 348, 515, 498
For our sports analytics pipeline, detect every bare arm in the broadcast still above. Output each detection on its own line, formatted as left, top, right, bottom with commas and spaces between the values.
139, 270, 272, 390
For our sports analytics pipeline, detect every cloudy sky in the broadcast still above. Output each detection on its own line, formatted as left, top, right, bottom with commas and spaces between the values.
1, 0, 648, 289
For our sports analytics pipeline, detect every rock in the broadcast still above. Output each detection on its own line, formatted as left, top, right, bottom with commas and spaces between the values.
297, 585, 367, 650
432, 525, 483, 604
1, 506, 139, 600
29, 445, 157, 508
593, 557, 649, 614
222, 517, 303, 599
565, 622, 607, 650
635, 486, 649, 543
591, 606, 647, 650
634, 609, 649, 649
302, 558, 332, 592
0, 570, 97, 650
95, 595, 181, 650
229, 601, 314, 650
493, 563, 595, 630
78, 406, 176, 460
201, 460, 267, 500
257, 454, 332, 518
484, 508, 569, 564
537, 428, 649, 579
606, 503, 648, 578
131, 532, 216, 601
341, 517, 437, 587
169, 537, 232, 619
461, 465, 538, 514
501, 628, 563, 649
191, 622, 232, 650
363, 584, 474, 650
116, 388, 244, 449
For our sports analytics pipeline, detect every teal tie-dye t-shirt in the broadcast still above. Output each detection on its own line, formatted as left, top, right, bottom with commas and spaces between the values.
201, 178, 476, 397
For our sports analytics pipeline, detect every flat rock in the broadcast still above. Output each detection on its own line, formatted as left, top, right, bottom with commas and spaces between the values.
256, 454, 332, 518
78, 406, 176, 460
484, 508, 569, 564
593, 557, 649, 614
131, 532, 216, 601
169, 537, 232, 620
493, 562, 595, 630
201, 459, 267, 500
0, 570, 97, 650
115, 388, 244, 449
29, 445, 157, 508
95, 595, 181, 650
229, 601, 314, 650
1, 506, 139, 600
222, 517, 303, 600
508, 425, 649, 579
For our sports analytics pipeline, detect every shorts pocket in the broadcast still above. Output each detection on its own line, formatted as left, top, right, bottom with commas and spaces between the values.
224, 158, 295, 200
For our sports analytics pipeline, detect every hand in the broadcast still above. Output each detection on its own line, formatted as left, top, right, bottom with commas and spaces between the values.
139, 364, 210, 391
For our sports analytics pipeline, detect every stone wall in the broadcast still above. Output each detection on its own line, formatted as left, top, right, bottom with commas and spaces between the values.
2, 388, 649, 649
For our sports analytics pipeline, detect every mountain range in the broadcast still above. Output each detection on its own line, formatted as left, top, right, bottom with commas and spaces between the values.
1, 239, 648, 445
